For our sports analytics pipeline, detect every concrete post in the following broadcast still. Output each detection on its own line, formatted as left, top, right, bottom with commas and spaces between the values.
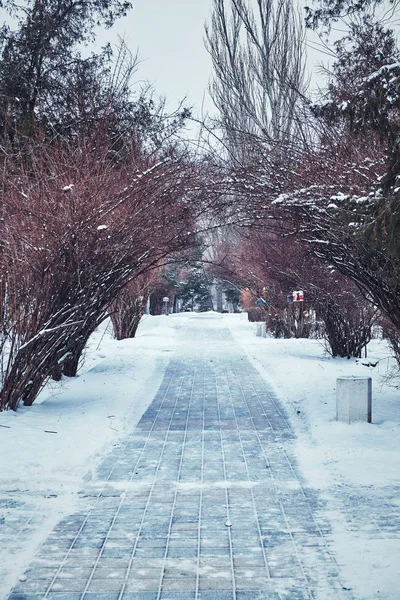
216, 282, 223, 313
336, 376, 372, 423
255, 322, 266, 337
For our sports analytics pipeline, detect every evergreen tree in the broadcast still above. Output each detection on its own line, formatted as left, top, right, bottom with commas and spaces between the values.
313, 17, 400, 190
177, 268, 214, 313
0, 0, 132, 139
305, 0, 395, 29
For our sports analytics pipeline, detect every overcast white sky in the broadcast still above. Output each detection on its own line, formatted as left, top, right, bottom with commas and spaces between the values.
96, 0, 329, 117
96, 0, 216, 116
0, 0, 330, 117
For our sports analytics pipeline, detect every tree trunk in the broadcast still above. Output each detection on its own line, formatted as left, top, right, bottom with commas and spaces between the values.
62, 334, 90, 377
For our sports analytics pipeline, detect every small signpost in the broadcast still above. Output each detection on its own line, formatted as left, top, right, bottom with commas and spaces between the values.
287, 290, 305, 337
287, 290, 304, 303
255, 297, 266, 306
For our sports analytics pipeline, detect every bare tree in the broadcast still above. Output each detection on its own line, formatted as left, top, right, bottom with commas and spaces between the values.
205, 0, 307, 157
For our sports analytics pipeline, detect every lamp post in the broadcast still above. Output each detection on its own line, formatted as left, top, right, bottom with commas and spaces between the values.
162, 296, 169, 315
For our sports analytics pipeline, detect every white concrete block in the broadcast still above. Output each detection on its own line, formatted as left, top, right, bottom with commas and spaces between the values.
336, 376, 372, 423
255, 322, 266, 337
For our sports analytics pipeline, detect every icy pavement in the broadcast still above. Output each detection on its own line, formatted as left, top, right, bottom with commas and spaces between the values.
8, 315, 356, 599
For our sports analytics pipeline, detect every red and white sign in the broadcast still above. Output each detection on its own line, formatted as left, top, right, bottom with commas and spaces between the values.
288, 290, 304, 303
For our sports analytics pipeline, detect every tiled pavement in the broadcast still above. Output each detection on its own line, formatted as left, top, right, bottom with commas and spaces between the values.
8, 316, 352, 600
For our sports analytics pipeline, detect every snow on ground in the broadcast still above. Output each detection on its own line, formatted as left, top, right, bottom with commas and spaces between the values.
1, 312, 399, 599
225, 314, 400, 600
0, 315, 184, 599
225, 315, 400, 489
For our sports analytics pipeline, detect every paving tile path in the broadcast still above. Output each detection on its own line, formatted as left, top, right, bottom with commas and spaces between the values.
8, 315, 353, 600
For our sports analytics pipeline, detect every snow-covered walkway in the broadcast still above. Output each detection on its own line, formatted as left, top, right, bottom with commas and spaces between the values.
7, 314, 352, 600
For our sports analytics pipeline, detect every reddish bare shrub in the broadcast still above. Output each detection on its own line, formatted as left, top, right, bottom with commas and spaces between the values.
110, 271, 158, 340
213, 229, 377, 353
0, 129, 214, 410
